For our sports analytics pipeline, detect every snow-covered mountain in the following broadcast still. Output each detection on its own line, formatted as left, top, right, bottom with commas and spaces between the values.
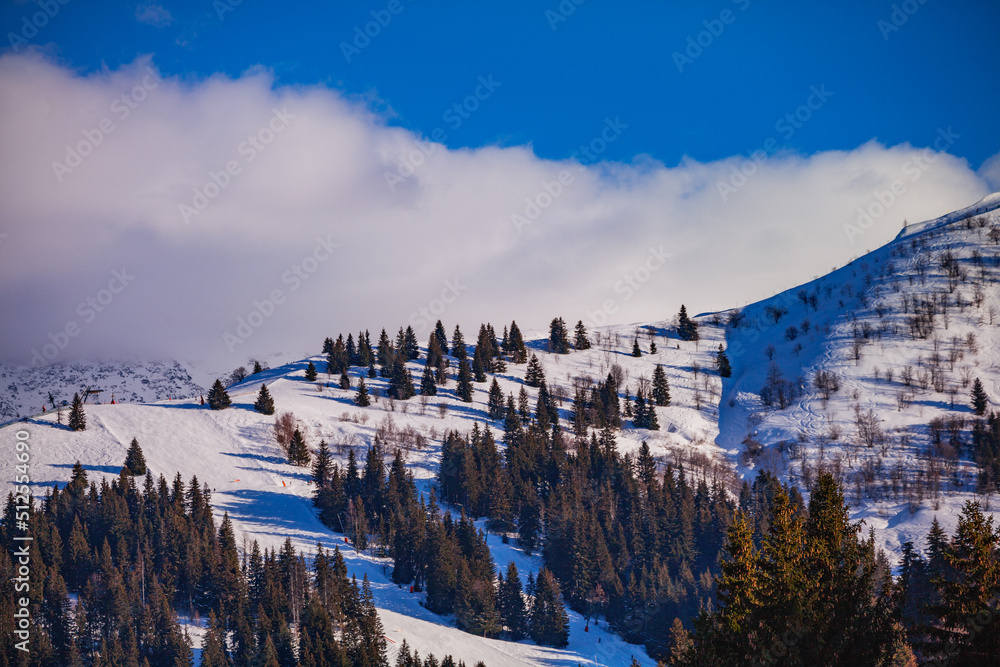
4, 193, 999, 665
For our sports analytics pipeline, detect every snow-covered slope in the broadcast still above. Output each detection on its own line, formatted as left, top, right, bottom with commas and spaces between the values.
0, 359, 204, 424
720, 193, 1000, 563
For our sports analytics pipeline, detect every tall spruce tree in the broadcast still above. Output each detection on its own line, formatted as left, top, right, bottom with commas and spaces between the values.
456, 358, 474, 403
498, 562, 528, 639
254, 384, 275, 415
548, 317, 571, 354
574, 320, 591, 350
972, 378, 989, 416
631, 337, 642, 357
717, 345, 732, 378
487, 379, 505, 420
304, 361, 317, 381
652, 364, 671, 406
507, 321, 527, 363
420, 364, 437, 396
677, 304, 699, 342
530, 568, 570, 647
355, 378, 371, 407
123, 438, 147, 476
208, 380, 231, 410
68, 392, 87, 431
288, 429, 311, 466
451, 325, 467, 360
525, 354, 545, 387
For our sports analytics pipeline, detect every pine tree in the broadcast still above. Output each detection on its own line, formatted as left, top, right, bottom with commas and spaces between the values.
456, 358, 473, 403
123, 437, 147, 476
717, 345, 732, 378
252, 360, 264, 375
498, 562, 528, 639
288, 429, 311, 466
421, 364, 437, 396
305, 361, 317, 381
254, 383, 275, 415
487, 379, 505, 420
972, 378, 989, 416
530, 568, 570, 647
451, 325, 467, 360
472, 349, 487, 382
404, 325, 420, 361
507, 321, 527, 363
652, 364, 671, 406
368, 360, 377, 379
68, 392, 86, 431
677, 304, 699, 342
573, 320, 591, 350
631, 337, 642, 357
548, 317, 570, 354
434, 320, 449, 356
312, 440, 333, 488
355, 378, 371, 407
208, 379, 231, 410
340, 369, 351, 390
525, 354, 545, 387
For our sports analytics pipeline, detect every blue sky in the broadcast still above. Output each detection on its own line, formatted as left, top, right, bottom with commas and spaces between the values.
2, 1, 999, 364
5, 0, 999, 168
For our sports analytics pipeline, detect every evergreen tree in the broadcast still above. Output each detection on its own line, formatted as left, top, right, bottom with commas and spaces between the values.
631, 337, 642, 357
652, 364, 671, 406
487, 379, 505, 420
355, 378, 371, 407
530, 568, 570, 647
972, 378, 989, 416
716, 345, 732, 378
288, 429, 311, 466
456, 358, 474, 403
340, 369, 351, 390
252, 360, 264, 374
434, 320, 449, 356
507, 321, 528, 364
451, 325, 467, 360
472, 349, 487, 383
525, 354, 545, 388
403, 325, 420, 361
677, 304, 699, 342
368, 360, 377, 379
421, 364, 438, 396
305, 361, 318, 382
254, 383, 275, 415
573, 320, 591, 350
208, 379, 231, 410
68, 392, 87, 431
312, 440, 333, 488
323, 337, 334, 355
498, 562, 528, 639
548, 317, 570, 354
123, 437, 147, 476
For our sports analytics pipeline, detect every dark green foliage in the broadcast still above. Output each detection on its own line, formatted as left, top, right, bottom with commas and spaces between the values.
305, 361, 318, 381
123, 437, 147, 476
472, 349, 487, 382
421, 364, 438, 396
504, 321, 528, 364
652, 364, 671, 406
434, 320, 449, 355
368, 360, 377, 378
632, 387, 659, 430
716, 345, 732, 378
524, 354, 545, 388
339, 369, 351, 390
403, 325, 420, 361
254, 383, 275, 415
497, 562, 528, 639
288, 428, 311, 466
677, 304, 699, 342
972, 378, 989, 415
548, 317, 571, 354
679, 473, 900, 666
68, 392, 86, 431
252, 360, 264, 374
208, 379, 231, 410
530, 569, 570, 647
631, 337, 642, 357
355, 378, 371, 407
388, 353, 417, 400
322, 336, 334, 355
451, 325, 467, 360
574, 320, 591, 350
456, 358, 473, 402
487, 379, 505, 420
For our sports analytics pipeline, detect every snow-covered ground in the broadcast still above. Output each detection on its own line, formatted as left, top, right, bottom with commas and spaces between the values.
5, 192, 999, 663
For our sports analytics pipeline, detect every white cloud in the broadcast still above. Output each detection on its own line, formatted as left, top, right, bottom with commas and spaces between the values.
135, 2, 173, 27
979, 151, 1000, 191
0, 52, 993, 367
